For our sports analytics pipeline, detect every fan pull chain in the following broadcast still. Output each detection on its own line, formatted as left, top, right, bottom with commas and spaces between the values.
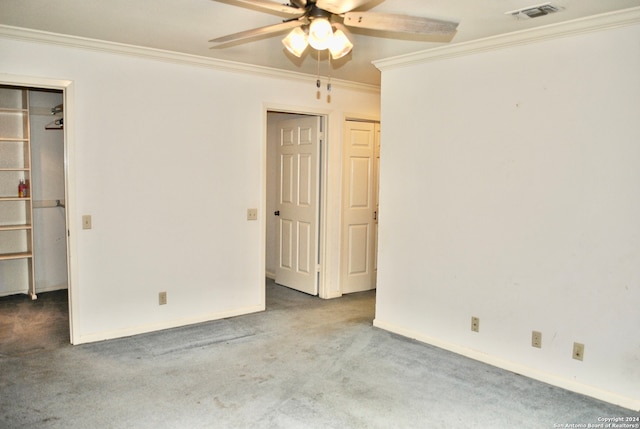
327, 55, 332, 93
316, 50, 321, 89
313, 50, 332, 101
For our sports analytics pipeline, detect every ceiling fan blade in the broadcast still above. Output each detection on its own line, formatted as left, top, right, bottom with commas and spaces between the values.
210, 20, 302, 46
316, 0, 374, 15
343, 11, 459, 35
289, 0, 307, 8
211, 0, 302, 16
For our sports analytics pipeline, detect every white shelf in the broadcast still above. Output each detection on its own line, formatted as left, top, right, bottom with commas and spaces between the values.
0, 107, 29, 115
0, 196, 31, 201
0, 138, 30, 142
0, 251, 33, 261
0, 224, 32, 231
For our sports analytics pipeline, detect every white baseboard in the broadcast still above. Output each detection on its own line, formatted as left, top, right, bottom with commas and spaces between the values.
36, 285, 68, 294
74, 304, 265, 345
0, 285, 67, 298
373, 318, 640, 412
0, 288, 28, 298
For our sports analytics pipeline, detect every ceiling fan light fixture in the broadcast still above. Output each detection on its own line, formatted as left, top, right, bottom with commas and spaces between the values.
282, 27, 308, 57
308, 17, 333, 50
329, 29, 353, 59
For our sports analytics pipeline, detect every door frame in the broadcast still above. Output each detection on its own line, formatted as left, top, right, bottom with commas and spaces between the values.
0, 73, 78, 344
263, 104, 330, 298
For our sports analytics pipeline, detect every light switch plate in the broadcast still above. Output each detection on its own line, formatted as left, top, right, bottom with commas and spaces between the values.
82, 215, 92, 230
247, 208, 258, 221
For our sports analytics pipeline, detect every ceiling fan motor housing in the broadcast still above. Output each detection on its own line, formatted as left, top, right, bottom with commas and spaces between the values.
309, 5, 332, 21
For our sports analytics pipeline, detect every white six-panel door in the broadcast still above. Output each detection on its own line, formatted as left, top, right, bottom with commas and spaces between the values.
275, 116, 321, 295
341, 121, 380, 294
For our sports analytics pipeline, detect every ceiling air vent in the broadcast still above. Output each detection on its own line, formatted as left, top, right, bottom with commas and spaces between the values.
505, 2, 563, 20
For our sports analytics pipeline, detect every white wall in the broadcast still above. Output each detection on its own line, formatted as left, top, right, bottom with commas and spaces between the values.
30, 90, 68, 293
0, 32, 379, 343
375, 22, 640, 409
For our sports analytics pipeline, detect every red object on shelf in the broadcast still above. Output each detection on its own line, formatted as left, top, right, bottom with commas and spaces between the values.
18, 180, 26, 198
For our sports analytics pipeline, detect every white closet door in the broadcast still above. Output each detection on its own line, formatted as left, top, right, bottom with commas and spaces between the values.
341, 121, 379, 294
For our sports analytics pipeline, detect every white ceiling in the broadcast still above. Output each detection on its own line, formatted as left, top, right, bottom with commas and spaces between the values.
1, 0, 639, 86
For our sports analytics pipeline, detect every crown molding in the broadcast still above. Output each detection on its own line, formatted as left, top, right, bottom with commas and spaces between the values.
0, 24, 380, 94
374, 6, 640, 72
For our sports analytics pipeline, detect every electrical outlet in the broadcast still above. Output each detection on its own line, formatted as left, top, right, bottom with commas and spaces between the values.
471, 316, 480, 333
532, 331, 542, 348
572, 342, 584, 361
158, 291, 167, 306
82, 215, 92, 230
247, 208, 258, 221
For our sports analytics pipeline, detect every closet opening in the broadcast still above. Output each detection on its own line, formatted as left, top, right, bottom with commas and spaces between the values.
0, 83, 72, 352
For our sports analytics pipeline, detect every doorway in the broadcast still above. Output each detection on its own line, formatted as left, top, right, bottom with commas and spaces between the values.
265, 112, 381, 299
0, 75, 75, 345
266, 110, 325, 296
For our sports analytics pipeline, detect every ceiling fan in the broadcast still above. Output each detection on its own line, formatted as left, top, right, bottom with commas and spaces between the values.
209, 0, 459, 60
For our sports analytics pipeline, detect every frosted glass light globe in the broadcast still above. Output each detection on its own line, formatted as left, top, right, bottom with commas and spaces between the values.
308, 18, 333, 50
282, 27, 308, 57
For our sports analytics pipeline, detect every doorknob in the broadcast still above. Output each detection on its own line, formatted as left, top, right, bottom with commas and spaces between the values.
274, 210, 280, 216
